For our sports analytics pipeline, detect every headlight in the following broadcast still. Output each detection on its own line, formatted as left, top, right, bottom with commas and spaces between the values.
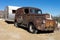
43, 20, 46, 23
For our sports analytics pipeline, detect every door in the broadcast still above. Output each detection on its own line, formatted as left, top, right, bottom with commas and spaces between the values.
23, 8, 29, 24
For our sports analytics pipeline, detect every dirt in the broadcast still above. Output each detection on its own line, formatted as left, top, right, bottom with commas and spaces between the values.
0, 19, 60, 40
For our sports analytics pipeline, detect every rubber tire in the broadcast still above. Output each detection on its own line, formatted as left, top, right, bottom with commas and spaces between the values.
50, 30, 54, 33
28, 24, 37, 33
14, 21, 19, 27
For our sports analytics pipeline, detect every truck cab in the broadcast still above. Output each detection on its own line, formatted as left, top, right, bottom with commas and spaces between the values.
14, 7, 57, 33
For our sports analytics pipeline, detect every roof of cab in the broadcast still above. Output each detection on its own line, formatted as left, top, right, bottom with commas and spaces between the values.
18, 7, 41, 10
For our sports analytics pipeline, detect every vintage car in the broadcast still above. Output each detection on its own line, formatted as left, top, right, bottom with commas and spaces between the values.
14, 7, 57, 33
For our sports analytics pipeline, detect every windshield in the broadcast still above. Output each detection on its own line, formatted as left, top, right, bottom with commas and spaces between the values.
36, 10, 42, 14
30, 9, 42, 14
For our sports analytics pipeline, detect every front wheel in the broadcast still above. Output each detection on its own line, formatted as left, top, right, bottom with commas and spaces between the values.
50, 30, 54, 33
28, 24, 38, 33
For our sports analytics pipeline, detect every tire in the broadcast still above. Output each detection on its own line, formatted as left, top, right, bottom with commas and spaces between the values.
50, 28, 55, 33
14, 21, 19, 27
50, 30, 54, 33
28, 24, 38, 33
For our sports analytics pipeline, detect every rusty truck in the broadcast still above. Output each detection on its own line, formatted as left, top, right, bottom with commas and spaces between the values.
14, 7, 57, 33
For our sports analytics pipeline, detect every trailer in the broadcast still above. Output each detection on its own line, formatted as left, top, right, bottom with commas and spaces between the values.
4, 6, 20, 22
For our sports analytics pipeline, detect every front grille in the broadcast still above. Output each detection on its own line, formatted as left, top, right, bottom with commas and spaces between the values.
45, 20, 54, 27
45, 27, 54, 30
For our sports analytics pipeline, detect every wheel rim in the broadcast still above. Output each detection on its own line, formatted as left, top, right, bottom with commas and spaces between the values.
15, 22, 18, 27
29, 25, 34, 32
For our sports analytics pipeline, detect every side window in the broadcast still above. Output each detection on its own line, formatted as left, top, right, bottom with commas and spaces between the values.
24, 9, 29, 14
30, 9, 35, 14
30, 9, 42, 14
37, 10, 41, 14
12, 10, 16, 13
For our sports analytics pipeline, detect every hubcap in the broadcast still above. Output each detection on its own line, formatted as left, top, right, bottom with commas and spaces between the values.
15, 22, 18, 27
29, 25, 34, 32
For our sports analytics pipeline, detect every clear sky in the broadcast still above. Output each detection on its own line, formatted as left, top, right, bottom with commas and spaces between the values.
0, 0, 60, 16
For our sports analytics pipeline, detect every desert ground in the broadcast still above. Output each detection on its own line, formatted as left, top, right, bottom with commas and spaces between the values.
0, 19, 60, 40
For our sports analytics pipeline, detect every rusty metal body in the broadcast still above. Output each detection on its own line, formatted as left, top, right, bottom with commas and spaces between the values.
15, 7, 57, 31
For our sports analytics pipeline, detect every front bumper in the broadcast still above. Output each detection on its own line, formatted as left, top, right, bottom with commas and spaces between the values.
37, 26, 54, 31
44, 27, 54, 31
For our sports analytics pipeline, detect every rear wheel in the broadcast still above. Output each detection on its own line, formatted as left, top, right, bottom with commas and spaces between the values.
14, 21, 19, 27
28, 24, 38, 33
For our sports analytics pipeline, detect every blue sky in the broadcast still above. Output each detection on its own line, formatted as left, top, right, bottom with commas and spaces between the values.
0, 0, 60, 16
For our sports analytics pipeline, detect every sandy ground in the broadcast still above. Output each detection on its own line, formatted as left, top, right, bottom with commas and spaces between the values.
0, 20, 60, 40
